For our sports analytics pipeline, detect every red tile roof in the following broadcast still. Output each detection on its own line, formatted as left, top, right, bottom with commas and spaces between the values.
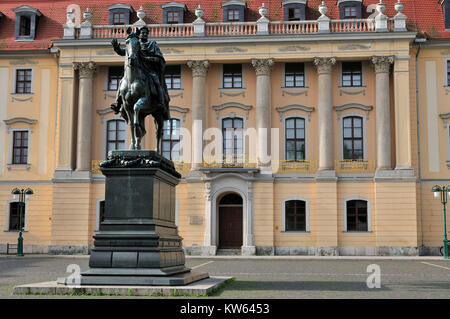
0, 0, 448, 51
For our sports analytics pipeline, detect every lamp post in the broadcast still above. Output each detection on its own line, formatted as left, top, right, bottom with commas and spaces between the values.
11, 188, 33, 257
432, 185, 449, 259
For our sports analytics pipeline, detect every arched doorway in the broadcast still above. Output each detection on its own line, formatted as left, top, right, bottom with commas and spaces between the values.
218, 193, 243, 249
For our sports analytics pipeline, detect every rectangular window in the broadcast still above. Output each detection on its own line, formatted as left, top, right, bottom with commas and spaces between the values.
223, 64, 242, 89
162, 119, 181, 160
165, 65, 181, 90
222, 117, 244, 165
112, 12, 126, 25
9, 202, 24, 231
447, 60, 450, 86
285, 118, 305, 161
285, 63, 305, 88
342, 62, 362, 87
106, 120, 126, 157
15, 69, 32, 94
227, 9, 240, 22
344, 6, 357, 19
12, 131, 28, 164
285, 200, 306, 231
346, 200, 368, 232
288, 8, 301, 21
343, 117, 363, 160
167, 11, 180, 24
19, 16, 31, 36
108, 66, 123, 91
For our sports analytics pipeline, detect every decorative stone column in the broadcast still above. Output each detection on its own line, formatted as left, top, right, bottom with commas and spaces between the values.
372, 56, 394, 170
313, 57, 336, 174
187, 60, 210, 170
73, 61, 96, 172
252, 58, 274, 170
242, 181, 255, 256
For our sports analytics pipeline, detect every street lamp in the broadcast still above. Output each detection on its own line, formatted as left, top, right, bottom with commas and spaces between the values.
432, 185, 450, 259
11, 187, 33, 257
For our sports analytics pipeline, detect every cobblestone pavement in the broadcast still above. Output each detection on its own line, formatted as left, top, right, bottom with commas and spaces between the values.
0, 255, 449, 299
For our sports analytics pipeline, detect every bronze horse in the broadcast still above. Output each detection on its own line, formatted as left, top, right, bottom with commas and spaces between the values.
116, 28, 169, 151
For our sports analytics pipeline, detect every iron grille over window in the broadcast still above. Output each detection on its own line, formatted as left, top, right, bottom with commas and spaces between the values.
342, 62, 362, 87
161, 118, 181, 160
343, 116, 363, 160
165, 65, 181, 89
223, 64, 242, 89
346, 200, 368, 231
12, 131, 28, 164
285, 118, 305, 161
285, 200, 306, 231
285, 63, 305, 88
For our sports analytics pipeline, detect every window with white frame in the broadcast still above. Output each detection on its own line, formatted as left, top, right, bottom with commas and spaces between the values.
107, 66, 123, 91
161, 118, 181, 161
12, 130, 29, 164
282, 199, 308, 232
106, 119, 126, 157
345, 199, 369, 232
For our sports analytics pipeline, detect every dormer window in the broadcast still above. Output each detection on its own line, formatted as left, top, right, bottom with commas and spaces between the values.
282, 0, 306, 21
344, 6, 357, 19
13, 5, 41, 41
338, 0, 362, 20
19, 16, 31, 36
443, 0, 450, 30
222, 0, 246, 22
162, 2, 186, 24
107, 3, 133, 25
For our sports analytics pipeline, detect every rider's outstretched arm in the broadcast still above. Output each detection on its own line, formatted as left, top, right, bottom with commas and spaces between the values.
111, 39, 126, 56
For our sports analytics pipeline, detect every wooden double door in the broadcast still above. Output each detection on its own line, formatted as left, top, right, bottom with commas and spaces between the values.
218, 205, 243, 249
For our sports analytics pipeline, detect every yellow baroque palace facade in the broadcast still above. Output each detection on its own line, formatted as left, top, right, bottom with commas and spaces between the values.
0, 0, 449, 256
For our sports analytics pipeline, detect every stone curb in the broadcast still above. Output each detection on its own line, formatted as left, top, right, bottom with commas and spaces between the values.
12, 276, 232, 297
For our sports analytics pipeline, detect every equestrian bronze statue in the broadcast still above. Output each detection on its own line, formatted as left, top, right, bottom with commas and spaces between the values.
110, 26, 170, 151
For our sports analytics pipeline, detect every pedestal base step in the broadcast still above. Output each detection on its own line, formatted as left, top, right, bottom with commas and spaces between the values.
14, 276, 232, 296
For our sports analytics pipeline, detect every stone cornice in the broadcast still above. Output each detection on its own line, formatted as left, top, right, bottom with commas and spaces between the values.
334, 104, 373, 119
252, 58, 274, 76
213, 102, 252, 119
313, 57, 336, 74
4, 117, 37, 129
221, 0, 247, 7
107, 3, 134, 12
161, 2, 187, 10
73, 61, 97, 78
13, 5, 42, 16
371, 56, 394, 73
282, 0, 307, 6
276, 104, 315, 121
187, 60, 210, 77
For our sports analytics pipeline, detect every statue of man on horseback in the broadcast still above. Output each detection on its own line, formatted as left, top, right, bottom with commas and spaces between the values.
110, 26, 170, 151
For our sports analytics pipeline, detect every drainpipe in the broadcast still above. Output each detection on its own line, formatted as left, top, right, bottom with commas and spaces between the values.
415, 37, 426, 251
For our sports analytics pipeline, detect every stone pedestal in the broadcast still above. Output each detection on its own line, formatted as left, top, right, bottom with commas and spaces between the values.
69, 150, 208, 286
